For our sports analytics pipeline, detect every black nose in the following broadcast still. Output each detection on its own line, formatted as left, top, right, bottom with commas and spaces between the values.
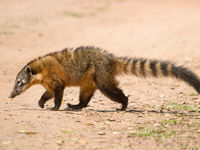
9, 91, 16, 98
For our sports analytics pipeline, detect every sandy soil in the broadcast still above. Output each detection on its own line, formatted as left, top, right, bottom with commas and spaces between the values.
1, 0, 200, 149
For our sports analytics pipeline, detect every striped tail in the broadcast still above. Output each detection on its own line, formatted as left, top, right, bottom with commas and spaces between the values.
116, 57, 200, 94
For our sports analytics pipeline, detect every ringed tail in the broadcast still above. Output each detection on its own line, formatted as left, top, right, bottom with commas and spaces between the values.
116, 57, 200, 94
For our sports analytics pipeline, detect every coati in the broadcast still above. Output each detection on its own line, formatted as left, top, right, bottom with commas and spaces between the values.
9, 46, 200, 111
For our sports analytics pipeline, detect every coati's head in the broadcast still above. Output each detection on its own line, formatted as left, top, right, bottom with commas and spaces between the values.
9, 65, 38, 98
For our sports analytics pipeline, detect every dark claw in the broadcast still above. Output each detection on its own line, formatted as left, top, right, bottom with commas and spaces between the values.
67, 103, 83, 109
67, 103, 73, 108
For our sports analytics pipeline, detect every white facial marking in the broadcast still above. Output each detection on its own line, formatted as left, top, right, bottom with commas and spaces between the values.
22, 79, 26, 83
34, 74, 42, 80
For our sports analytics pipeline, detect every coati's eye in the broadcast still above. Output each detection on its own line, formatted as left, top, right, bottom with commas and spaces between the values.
16, 80, 22, 87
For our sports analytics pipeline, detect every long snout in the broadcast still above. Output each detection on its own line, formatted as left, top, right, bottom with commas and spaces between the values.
9, 90, 19, 98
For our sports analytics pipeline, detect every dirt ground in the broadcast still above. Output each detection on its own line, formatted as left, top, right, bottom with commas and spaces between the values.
1, 0, 200, 149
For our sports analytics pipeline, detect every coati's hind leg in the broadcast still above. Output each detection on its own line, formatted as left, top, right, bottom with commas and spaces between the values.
38, 90, 53, 108
95, 76, 128, 111
67, 85, 96, 109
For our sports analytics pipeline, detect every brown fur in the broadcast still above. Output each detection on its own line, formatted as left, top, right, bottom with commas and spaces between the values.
10, 46, 200, 111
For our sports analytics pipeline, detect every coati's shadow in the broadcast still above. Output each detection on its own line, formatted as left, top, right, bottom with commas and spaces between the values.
63, 107, 180, 114
62, 107, 144, 113
19, 107, 82, 112
19, 108, 200, 117
87, 108, 179, 114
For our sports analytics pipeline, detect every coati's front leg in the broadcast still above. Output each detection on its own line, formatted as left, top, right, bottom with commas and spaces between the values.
38, 90, 53, 108
67, 85, 96, 109
38, 85, 64, 111
51, 84, 64, 111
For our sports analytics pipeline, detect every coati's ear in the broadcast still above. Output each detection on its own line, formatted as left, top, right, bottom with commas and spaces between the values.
25, 66, 36, 75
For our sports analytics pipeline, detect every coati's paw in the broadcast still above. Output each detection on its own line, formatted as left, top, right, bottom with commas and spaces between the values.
50, 106, 60, 111
38, 100, 45, 108
67, 103, 83, 109
67, 103, 72, 108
